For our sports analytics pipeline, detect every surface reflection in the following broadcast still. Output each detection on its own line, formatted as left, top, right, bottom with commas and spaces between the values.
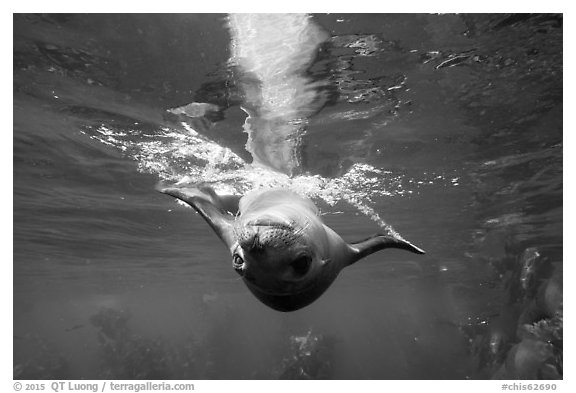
227, 14, 330, 176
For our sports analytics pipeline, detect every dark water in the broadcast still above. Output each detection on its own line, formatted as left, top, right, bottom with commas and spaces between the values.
13, 13, 562, 380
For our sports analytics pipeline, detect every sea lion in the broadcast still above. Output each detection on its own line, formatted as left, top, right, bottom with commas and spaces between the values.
159, 186, 425, 311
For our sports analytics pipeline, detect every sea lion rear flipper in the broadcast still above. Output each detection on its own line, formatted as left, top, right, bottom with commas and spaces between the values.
346, 233, 425, 266
158, 185, 236, 250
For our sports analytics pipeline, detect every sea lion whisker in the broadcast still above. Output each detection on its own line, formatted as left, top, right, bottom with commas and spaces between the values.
292, 220, 311, 239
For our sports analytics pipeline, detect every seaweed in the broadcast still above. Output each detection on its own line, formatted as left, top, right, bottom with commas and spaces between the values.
90, 308, 171, 379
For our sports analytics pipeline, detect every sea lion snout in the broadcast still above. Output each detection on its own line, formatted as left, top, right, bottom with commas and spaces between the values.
236, 220, 301, 251
237, 226, 261, 250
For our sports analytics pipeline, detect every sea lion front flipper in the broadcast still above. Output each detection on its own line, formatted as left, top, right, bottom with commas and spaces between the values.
346, 233, 425, 266
158, 186, 236, 250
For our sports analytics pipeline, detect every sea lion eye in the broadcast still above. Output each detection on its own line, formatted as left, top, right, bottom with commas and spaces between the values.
232, 254, 244, 271
291, 255, 311, 277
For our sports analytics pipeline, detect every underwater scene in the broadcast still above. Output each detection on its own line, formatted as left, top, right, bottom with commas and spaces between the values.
13, 13, 562, 379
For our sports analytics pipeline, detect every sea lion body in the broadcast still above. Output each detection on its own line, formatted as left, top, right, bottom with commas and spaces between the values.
160, 186, 424, 311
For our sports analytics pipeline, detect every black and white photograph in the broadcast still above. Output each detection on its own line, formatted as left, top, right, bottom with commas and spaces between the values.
12, 9, 563, 383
